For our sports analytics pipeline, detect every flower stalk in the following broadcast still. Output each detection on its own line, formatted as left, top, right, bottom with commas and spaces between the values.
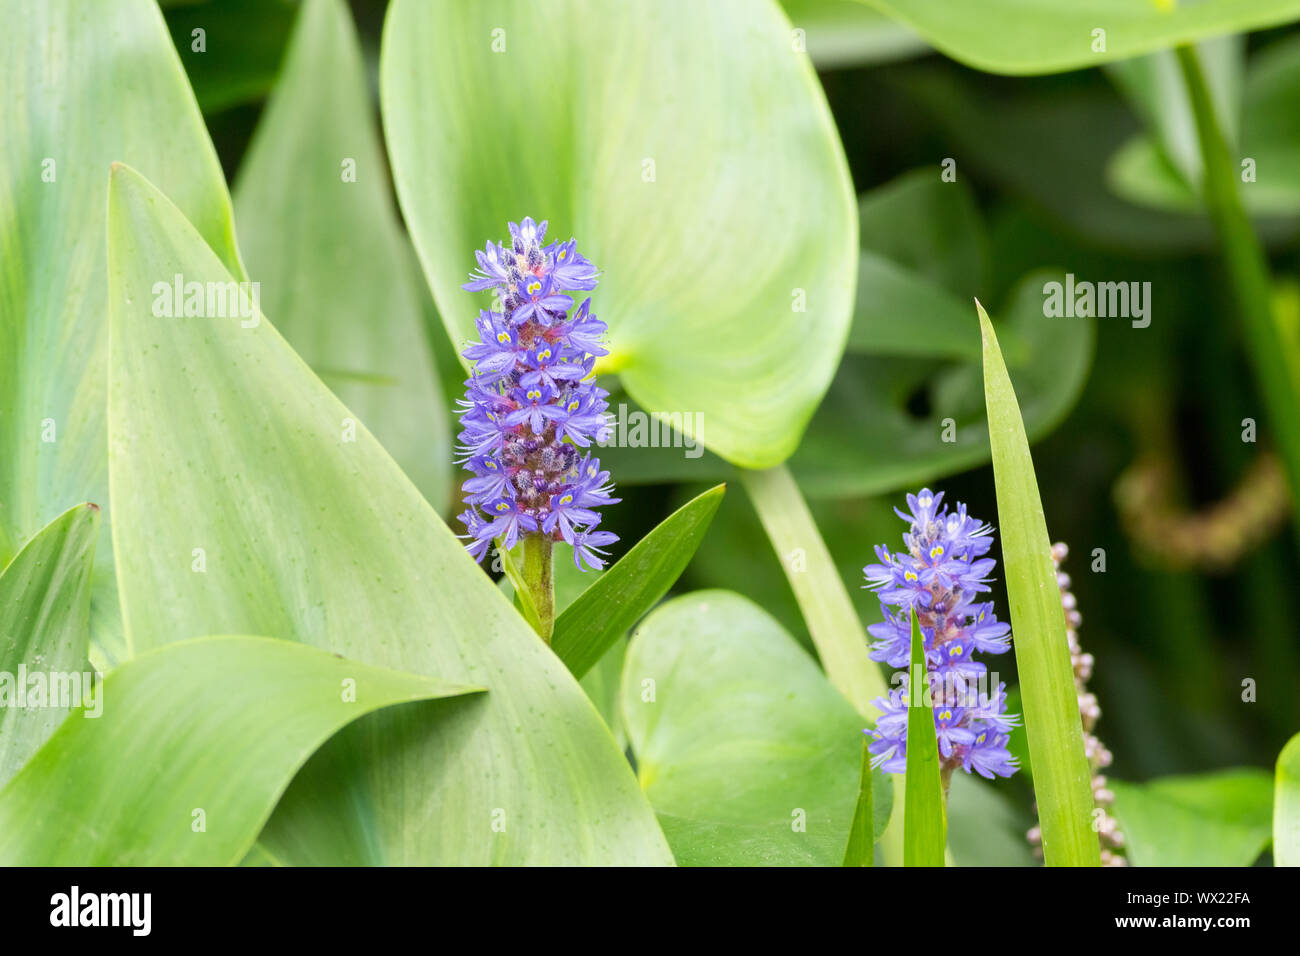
521, 532, 555, 644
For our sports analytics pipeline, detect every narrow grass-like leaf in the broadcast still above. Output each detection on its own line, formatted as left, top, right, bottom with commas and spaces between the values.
0, 636, 480, 865
978, 301, 1100, 867
842, 740, 876, 866
903, 611, 945, 866
0, 504, 99, 786
552, 484, 725, 679
1275, 733, 1300, 866
622, 591, 892, 866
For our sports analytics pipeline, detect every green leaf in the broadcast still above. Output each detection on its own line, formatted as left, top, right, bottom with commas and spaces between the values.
622, 590, 892, 865
781, 0, 928, 69
842, 740, 876, 866
1277, 732, 1300, 866
233, 0, 449, 512
579, 640, 629, 750
978, 301, 1100, 867
553, 484, 725, 679
1105, 38, 1244, 196
106, 164, 672, 865
380, 0, 856, 469
903, 611, 945, 866
850, 171, 987, 360
1110, 770, 1274, 867
0, 636, 480, 865
858, 0, 1300, 75
0, 0, 242, 669
0, 504, 99, 787
1110, 35, 1300, 216
792, 271, 1093, 499
899, 72, 1231, 255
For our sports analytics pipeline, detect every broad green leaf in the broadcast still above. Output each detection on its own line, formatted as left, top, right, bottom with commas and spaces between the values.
622, 590, 892, 865
858, 0, 1300, 75
0, 636, 479, 865
552, 484, 725, 680
859, 168, 988, 299
842, 740, 876, 866
851, 170, 987, 359
0, 0, 242, 669
579, 639, 629, 751
1110, 770, 1274, 867
792, 271, 1093, 499
0, 503, 98, 786
380, 0, 856, 469
233, 0, 450, 512
1277, 732, 1300, 866
903, 611, 945, 866
106, 165, 671, 865
978, 301, 1100, 867
781, 0, 928, 69
165, 0, 298, 114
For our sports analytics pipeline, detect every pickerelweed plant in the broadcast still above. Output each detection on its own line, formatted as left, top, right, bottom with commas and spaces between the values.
864, 489, 1021, 791
456, 217, 619, 642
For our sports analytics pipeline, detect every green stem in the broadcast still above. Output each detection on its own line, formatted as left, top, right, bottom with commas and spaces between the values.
521, 533, 555, 644
1177, 44, 1300, 547
740, 464, 888, 714
741, 464, 912, 865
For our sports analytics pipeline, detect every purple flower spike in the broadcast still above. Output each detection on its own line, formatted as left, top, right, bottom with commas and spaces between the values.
863, 488, 1020, 780
456, 218, 617, 571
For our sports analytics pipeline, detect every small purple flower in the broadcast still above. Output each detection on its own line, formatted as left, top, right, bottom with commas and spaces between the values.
456, 218, 618, 570
863, 489, 1020, 780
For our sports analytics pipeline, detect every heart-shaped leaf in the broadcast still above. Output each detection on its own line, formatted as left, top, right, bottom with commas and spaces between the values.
858, 0, 1300, 75
233, 0, 450, 511
0, 636, 480, 865
622, 590, 892, 865
106, 164, 671, 865
380, 0, 857, 469
1110, 769, 1274, 867
0, 0, 242, 668
0, 503, 98, 786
